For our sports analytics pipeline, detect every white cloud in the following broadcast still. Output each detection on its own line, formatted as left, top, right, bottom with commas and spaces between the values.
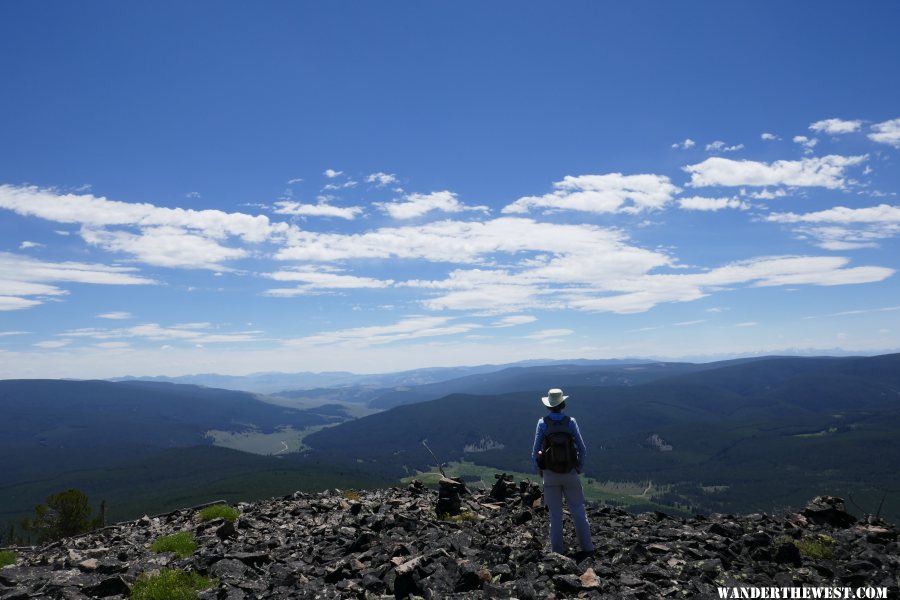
491, 315, 537, 327
0, 296, 42, 311
674, 320, 705, 326
793, 135, 818, 153
322, 180, 358, 191
827, 305, 900, 317
502, 173, 680, 215
324, 169, 343, 178
0, 185, 289, 243
421, 254, 892, 315
0, 331, 28, 336
744, 188, 787, 200
761, 133, 779, 141
678, 196, 750, 211
64, 322, 265, 345
0, 185, 298, 270
287, 178, 304, 185
277, 217, 666, 266
95, 342, 131, 349
768, 204, 900, 225
366, 172, 398, 187
34, 340, 71, 348
283, 315, 481, 348
184, 191, 201, 199
19, 241, 44, 249
264, 267, 394, 296
809, 118, 862, 135
684, 155, 868, 189
377, 191, 489, 220
97, 311, 133, 320
735, 322, 758, 327
672, 138, 696, 150
706, 141, 744, 153
524, 328, 574, 340
273, 200, 363, 220
869, 118, 900, 148
80, 226, 247, 270
0, 252, 155, 311
767, 204, 900, 250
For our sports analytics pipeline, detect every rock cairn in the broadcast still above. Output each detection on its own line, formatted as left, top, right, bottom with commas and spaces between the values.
1, 481, 898, 599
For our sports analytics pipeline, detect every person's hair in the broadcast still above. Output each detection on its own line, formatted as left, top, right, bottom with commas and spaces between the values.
549, 401, 566, 413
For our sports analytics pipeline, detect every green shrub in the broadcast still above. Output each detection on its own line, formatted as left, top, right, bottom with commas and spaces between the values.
0, 550, 16, 567
151, 532, 198, 559
198, 504, 240, 523
795, 534, 835, 559
342, 490, 361, 501
131, 569, 213, 600
438, 510, 478, 523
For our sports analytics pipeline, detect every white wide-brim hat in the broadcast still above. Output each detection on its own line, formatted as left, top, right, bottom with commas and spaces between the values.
541, 388, 568, 408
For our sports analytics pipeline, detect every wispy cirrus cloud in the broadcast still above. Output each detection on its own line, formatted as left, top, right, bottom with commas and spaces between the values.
283, 315, 481, 348
263, 267, 394, 297
502, 173, 680, 215
683, 155, 868, 189
0, 252, 155, 312
63, 322, 266, 345
491, 315, 537, 327
97, 311, 133, 320
523, 328, 574, 340
34, 339, 71, 348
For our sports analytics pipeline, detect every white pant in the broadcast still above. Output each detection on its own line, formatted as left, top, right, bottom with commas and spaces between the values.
542, 469, 594, 554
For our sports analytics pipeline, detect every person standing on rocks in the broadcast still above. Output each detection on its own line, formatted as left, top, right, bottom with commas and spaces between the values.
532, 388, 595, 557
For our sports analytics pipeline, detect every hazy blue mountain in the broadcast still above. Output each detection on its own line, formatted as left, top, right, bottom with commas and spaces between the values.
111, 371, 364, 394
113, 358, 657, 395
362, 361, 736, 409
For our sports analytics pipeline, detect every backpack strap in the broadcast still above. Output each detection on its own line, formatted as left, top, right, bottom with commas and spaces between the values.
543, 415, 571, 432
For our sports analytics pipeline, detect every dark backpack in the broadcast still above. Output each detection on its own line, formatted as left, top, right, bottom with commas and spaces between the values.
540, 415, 578, 473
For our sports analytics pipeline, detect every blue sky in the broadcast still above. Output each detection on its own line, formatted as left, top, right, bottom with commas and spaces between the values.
2, 2, 899, 378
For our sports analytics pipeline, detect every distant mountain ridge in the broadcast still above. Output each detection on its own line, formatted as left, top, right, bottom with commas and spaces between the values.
110, 358, 657, 394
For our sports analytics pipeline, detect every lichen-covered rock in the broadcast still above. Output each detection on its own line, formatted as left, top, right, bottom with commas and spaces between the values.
2, 482, 898, 598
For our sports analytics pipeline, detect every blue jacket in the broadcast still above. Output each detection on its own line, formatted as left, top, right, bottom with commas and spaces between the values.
531, 412, 586, 472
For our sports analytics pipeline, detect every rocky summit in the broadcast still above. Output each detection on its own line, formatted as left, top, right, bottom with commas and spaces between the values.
1, 476, 898, 599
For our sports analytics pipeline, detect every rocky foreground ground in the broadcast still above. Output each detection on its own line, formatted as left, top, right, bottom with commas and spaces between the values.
1, 476, 898, 599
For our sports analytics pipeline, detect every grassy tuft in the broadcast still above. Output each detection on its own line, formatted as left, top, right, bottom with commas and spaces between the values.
198, 504, 240, 523
0, 550, 16, 567
342, 489, 361, 501
438, 510, 479, 523
131, 569, 213, 600
795, 534, 835, 559
151, 532, 198, 559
